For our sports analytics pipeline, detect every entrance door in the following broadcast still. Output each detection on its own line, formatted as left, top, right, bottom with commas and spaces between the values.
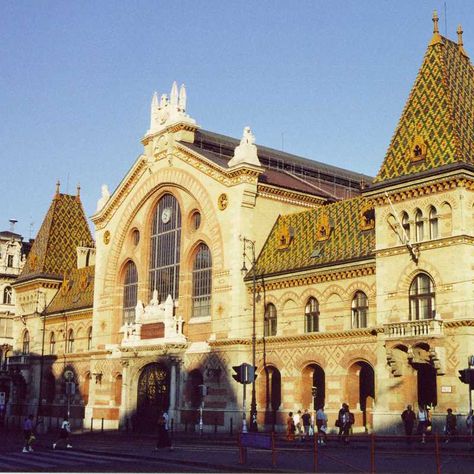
136, 363, 170, 432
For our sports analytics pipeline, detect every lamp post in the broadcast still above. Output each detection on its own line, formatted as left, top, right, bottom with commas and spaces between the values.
241, 237, 258, 432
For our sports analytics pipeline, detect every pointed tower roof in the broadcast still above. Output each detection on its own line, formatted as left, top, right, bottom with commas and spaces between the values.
16, 185, 94, 283
374, 14, 474, 185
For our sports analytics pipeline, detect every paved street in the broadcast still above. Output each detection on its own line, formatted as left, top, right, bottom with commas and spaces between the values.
0, 429, 473, 473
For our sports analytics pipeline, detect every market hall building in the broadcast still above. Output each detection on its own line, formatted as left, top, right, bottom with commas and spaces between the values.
4, 15, 473, 433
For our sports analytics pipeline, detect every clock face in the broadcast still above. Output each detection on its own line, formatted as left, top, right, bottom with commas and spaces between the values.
161, 207, 172, 224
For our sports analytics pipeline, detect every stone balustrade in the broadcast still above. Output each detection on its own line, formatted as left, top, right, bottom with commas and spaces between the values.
384, 319, 443, 338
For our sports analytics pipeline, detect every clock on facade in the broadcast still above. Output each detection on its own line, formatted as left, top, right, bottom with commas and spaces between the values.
161, 207, 172, 224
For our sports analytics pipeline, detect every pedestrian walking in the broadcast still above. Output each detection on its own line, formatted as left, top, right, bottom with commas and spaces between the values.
336, 403, 348, 442
316, 406, 328, 445
286, 412, 295, 441
444, 408, 457, 443
417, 405, 431, 444
156, 410, 173, 451
53, 416, 72, 449
301, 409, 311, 441
341, 405, 354, 444
22, 414, 35, 453
401, 405, 416, 444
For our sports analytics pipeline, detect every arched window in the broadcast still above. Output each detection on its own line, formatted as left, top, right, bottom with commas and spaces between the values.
410, 273, 435, 320
22, 330, 30, 354
150, 194, 182, 301
66, 329, 74, 353
49, 332, 55, 355
401, 212, 410, 241
264, 303, 277, 337
3, 286, 12, 304
305, 297, 319, 333
352, 291, 368, 328
123, 261, 138, 325
87, 327, 92, 351
192, 243, 212, 318
415, 209, 424, 242
429, 206, 438, 239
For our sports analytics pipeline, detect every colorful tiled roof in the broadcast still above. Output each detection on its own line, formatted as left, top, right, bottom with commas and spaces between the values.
253, 196, 375, 278
374, 32, 474, 184
45, 265, 94, 314
16, 192, 94, 283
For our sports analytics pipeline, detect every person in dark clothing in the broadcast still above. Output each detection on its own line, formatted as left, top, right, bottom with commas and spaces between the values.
401, 405, 416, 444
301, 409, 312, 441
337, 403, 348, 442
445, 408, 457, 443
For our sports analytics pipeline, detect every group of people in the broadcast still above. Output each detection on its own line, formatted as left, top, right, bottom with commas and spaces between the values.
22, 414, 72, 453
286, 403, 355, 445
402, 405, 474, 444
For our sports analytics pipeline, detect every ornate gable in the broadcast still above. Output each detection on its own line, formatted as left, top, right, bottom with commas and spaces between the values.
374, 17, 474, 184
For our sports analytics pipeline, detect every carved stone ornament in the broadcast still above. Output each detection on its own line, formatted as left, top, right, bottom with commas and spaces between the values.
277, 223, 294, 249
103, 230, 111, 245
409, 135, 427, 163
316, 214, 332, 241
217, 193, 228, 211
360, 203, 375, 231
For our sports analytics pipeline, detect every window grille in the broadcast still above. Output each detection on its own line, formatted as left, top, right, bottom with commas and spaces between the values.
305, 297, 320, 332
192, 243, 212, 318
264, 303, 277, 336
410, 273, 435, 320
352, 291, 368, 328
123, 261, 138, 325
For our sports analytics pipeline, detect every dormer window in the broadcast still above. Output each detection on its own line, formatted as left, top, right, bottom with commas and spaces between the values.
410, 135, 427, 162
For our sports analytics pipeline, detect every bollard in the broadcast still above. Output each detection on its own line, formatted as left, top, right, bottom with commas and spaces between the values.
230, 418, 233, 436
434, 433, 441, 474
370, 433, 375, 474
101, 418, 104, 433
90, 417, 94, 432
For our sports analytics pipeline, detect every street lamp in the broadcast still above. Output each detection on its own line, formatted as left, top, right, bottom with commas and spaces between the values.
241, 237, 258, 432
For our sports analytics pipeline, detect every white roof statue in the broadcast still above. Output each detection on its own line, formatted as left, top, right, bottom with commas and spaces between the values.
96, 184, 110, 212
228, 126, 261, 168
147, 81, 196, 135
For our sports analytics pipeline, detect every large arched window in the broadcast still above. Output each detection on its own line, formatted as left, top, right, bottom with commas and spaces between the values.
123, 261, 138, 325
66, 329, 74, 353
415, 209, 424, 242
192, 243, 212, 318
150, 194, 182, 301
3, 286, 12, 304
305, 297, 319, 333
22, 330, 30, 354
429, 206, 438, 239
352, 291, 368, 328
264, 303, 277, 337
401, 212, 410, 241
49, 332, 56, 355
410, 273, 435, 320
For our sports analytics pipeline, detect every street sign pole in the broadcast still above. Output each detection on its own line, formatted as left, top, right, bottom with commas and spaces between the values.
242, 383, 247, 433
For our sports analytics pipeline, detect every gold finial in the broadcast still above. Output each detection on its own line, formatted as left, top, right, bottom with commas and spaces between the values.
430, 10, 442, 46
76, 183, 81, 199
457, 24, 468, 57
432, 10, 439, 34
55, 180, 60, 196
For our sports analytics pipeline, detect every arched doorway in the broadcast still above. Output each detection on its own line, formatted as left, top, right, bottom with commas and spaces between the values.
136, 363, 170, 432
347, 361, 375, 430
301, 364, 325, 411
410, 344, 437, 408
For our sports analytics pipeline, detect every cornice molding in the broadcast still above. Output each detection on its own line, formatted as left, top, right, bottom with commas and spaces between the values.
255, 264, 376, 292
257, 185, 326, 207
369, 175, 474, 206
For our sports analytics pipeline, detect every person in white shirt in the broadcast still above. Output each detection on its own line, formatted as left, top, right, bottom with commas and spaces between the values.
53, 416, 72, 449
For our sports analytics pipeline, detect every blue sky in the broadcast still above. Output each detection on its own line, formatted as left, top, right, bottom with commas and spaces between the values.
2, 1, 473, 239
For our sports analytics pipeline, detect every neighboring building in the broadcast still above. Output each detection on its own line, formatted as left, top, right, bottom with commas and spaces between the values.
5, 15, 474, 434
0, 224, 31, 418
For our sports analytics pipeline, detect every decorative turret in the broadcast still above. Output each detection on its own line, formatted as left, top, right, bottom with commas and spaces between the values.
228, 126, 262, 168
146, 81, 196, 136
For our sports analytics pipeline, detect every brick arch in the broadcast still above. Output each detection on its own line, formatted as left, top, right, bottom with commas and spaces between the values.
346, 282, 374, 300
103, 167, 225, 292
395, 262, 443, 297
339, 350, 376, 370
300, 288, 323, 304
297, 356, 328, 372
321, 284, 346, 301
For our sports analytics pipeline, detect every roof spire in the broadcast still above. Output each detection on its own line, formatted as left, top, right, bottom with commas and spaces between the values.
457, 24, 468, 57
76, 183, 81, 201
55, 180, 60, 197
430, 10, 442, 46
